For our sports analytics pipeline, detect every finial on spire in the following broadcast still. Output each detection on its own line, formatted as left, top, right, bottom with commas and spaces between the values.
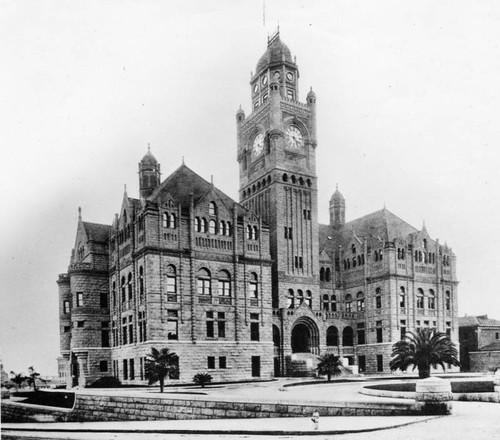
124, 184, 127, 195
182, 156, 185, 165
336, 183, 338, 191
211, 174, 214, 185
422, 220, 427, 231
147, 142, 150, 152
78, 206, 82, 220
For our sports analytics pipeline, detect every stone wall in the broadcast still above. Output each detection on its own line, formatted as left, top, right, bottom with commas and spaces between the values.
1, 392, 417, 423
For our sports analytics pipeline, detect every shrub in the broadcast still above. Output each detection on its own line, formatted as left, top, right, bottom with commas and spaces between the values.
88, 377, 122, 388
193, 373, 213, 388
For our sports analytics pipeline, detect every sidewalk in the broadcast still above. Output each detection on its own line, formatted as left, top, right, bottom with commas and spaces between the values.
1, 414, 436, 436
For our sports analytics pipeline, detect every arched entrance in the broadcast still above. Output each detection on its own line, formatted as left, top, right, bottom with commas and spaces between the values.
291, 317, 320, 355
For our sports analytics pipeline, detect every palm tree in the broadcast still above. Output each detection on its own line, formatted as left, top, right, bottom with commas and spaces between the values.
193, 372, 213, 388
390, 328, 460, 379
144, 347, 179, 393
316, 354, 343, 381
27, 366, 40, 392
10, 372, 27, 390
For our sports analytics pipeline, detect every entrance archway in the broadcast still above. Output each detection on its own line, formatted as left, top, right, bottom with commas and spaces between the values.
291, 317, 320, 355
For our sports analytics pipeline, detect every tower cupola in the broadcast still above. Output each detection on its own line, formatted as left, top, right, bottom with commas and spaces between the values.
330, 185, 346, 229
138, 146, 161, 198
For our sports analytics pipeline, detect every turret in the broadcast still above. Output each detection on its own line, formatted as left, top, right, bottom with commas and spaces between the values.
307, 88, 317, 147
138, 146, 161, 198
330, 185, 345, 230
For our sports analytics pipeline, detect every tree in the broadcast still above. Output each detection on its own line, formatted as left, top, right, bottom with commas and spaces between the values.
10, 371, 27, 390
144, 347, 179, 393
316, 354, 343, 381
193, 372, 212, 388
390, 328, 460, 379
27, 366, 40, 392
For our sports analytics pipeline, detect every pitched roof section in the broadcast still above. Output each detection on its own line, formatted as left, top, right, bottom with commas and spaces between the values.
458, 315, 500, 328
148, 164, 248, 218
478, 341, 500, 351
319, 208, 418, 252
82, 221, 111, 243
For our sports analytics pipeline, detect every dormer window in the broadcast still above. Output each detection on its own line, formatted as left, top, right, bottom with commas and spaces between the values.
209, 202, 217, 216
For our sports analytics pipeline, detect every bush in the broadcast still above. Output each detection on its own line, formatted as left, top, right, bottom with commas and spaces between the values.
193, 373, 212, 388
88, 377, 122, 388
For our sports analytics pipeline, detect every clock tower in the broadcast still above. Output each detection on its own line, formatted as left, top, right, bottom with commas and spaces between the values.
236, 31, 319, 313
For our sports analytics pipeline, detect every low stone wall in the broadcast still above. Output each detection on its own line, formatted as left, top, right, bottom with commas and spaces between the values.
1, 391, 417, 423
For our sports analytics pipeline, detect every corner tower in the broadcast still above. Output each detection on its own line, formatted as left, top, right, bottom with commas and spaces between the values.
237, 31, 319, 311
138, 147, 161, 199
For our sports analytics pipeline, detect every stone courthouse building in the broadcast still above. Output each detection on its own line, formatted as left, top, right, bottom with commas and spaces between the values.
58, 32, 459, 387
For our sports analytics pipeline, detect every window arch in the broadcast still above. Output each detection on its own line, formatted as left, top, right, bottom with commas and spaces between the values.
375, 287, 382, 309
331, 294, 337, 312
253, 226, 259, 240
428, 289, 436, 310
195, 217, 201, 232
322, 294, 329, 311
399, 286, 406, 308
249, 272, 258, 299
282, 173, 288, 182
127, 272, 133, 301
170, 213, 176, 229
246, 225, 253, 240
356, 292, 365, 312
226, 221, 232, 236
162, 212, 168, 228
297, 289, 304, 305
287, 289, 294, 309
209, 202, 217, 216
121, 276, 126, 302
219, 220, 226, 236
218, 270, 231, 297
139, 266, 144, 297
320, 267, 325, 282
197, 268, 211, 296
202, 218, 208, 233
445, 290, 451, 311
305, 290, 312, 308
326, 326, 339, 346
166, 265, 176, 297
343, 327, 354, 346
325, 267, 331, 282
417, 288, 424, 309
209, 219, 217, 234
345, 294, 352, 313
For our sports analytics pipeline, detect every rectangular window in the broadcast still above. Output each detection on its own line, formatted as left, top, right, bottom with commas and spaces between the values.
218, 280, 231, 296
64, 326, 70, 333
140, 357, 144, 380
128, 315, 134, 344
219, 356, 227, 369
129, 359, 135, 380
400, 320, 407, 340
123, 359, 128, 380
122, 317, 128, 344
446, 322, 452, 338
167, 276, 176, 294
77, 320, 85, 328
376, 321, 383, 343
206, 321, 214, 338
167, 310, 178, 340
207, 356, 215, 369
251, 356, 261, 377
400, 293, 406, 308
101, 322, 110, 347
357, 323, 365, 345
375, 295, 382, 309
249, 282, 258, 298
218, 320, 226, 338
198, 279, 211, 295
358, 355, 366, 373
76, 292, 83, 307
63, 300, 70, 314
250, 322, 260, 341
100, 291, 108, 308
376, 355, 383, 372
99, 361, 108, 372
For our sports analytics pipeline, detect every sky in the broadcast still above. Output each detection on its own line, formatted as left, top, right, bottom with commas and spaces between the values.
1, 0, 500, 376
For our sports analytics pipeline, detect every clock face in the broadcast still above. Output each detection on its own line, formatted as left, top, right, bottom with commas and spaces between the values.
286, 125, 303, 149
252, 133, 265, 156
262, 75, 268, 86
286, 71, 294, 81
274, 70, 281, 80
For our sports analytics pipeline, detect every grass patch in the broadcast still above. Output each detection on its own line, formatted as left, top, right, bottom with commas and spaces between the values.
365, 381, 494, 393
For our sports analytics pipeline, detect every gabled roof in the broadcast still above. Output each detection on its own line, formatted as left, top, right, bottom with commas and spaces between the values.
458, 315, 500, 328
148, 164, 248, 218
82, 221, 111, 243
319, 208, 418, 252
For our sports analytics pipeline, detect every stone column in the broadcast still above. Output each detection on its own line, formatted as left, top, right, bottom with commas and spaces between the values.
415, 377, 453, 415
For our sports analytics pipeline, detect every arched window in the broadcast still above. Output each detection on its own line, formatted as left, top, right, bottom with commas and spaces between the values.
121, 276, 126, 302
399, 286, 406, 308
445, 290, 451, 311
209, 219, 216, 234
356, 292, 365, 312
331, 294, 337, 312
282, 173, 288, 182
291, 175, 296, 184
247, 225, 253, 240
253, 226, 259, 240
343, 327, 354, 346
218, 270, 231, 297
197, 268, 211, 296
297, 289, 304, 305
226, 221, 232, 236
127, 273, 133, 301
326, 326, 338, 346
220, 220, 226, 236
249, 272, 258, 299
287, 289, 294, 309
112, 281, 116, 307
166, 265, 176, 296
202, 218, 208, 233
345, 294, 352, 313
123, 210, 128, 224
162, 213, 168, 228
325, 267, 331, 282
320, 267, 325, 282
195, 217, 200, 232
375, 287, 382, 309
209, 202, 217, 216
428, 289, 436, 309
417, 288, 424, 309
322, 294, 329, 311
351, 244, 356, 254
139, 266, 144, 297
170, 213, 176, 229
352, 257, 356, 268
305, 290, 312, 308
